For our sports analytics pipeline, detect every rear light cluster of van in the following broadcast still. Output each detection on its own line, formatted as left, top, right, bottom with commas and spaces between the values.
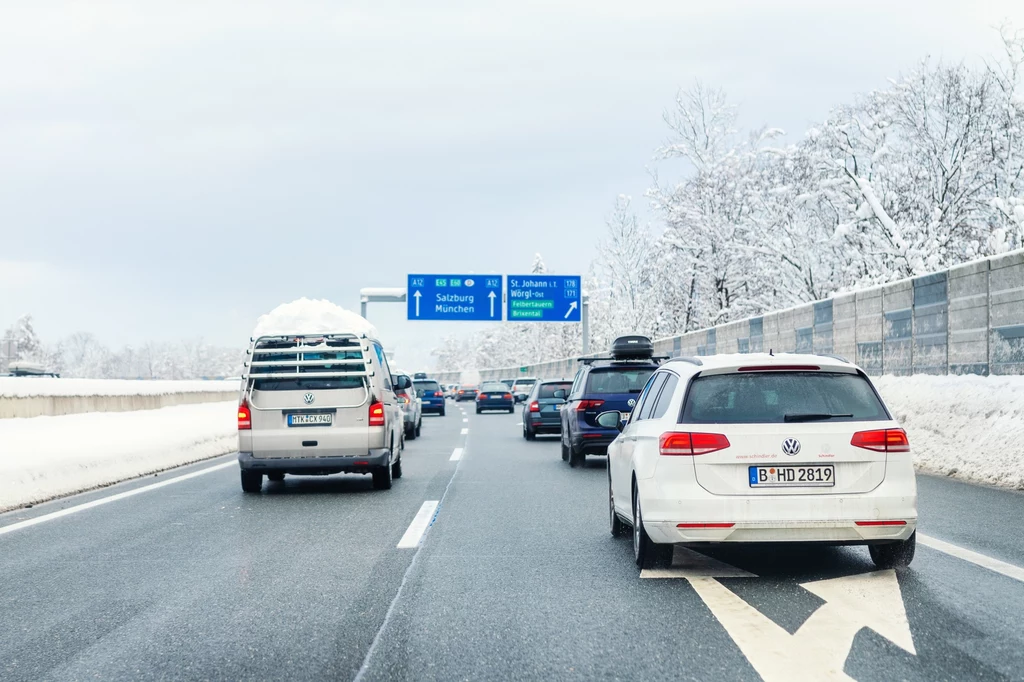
237, 403, 252, 430
369, 400, 385, 427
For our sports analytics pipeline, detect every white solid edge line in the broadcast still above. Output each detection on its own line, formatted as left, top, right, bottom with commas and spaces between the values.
0, 460, 236, 537
460, 428, 468, 435
397, 501, 439, 549
449, 447, 464, 461
918, 533, 1024, 584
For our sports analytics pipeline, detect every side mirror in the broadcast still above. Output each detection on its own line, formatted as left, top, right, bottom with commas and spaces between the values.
552, 389, 566, 400
596, 410, 625, 432
393, 375, 411, 390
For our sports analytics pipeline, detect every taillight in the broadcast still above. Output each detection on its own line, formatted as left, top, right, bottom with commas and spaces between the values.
529, 401, 540, 412
850, 428, 909, 453
237, 403, 251, 430
659, 432, 730, 456
369, 400, 385, 427
504, 393, 513, 400
434, 391, 443, 397
459, 390, 464, 395
477, 394, 484, 401
576, 399, 605, 412
399, 396, 409, 404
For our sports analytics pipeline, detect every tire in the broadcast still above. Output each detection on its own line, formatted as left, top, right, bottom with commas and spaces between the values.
392, 457, 403, 479
869, 531, 916, 569
440, 407, 446, 417
633, 484, 671, 568
405, 423, 415, 440
561, 438, 570, 462
609, 472, 626, 538
508, 407, 515, 414
525, 424, 536, 441
476, 408, 482, 414
240, 470, 263, 493
267, 472, 285, 482
415, 419, 421, 438
372, 461, 393, 490
568, 442, 584, 468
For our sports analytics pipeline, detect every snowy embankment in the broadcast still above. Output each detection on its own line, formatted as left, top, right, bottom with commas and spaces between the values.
875, 374, 1024, 490
0, 402, 237, 512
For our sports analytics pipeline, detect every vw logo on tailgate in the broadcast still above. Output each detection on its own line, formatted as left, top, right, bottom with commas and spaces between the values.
303, 393, 315, 405
627, 399, 636, 407
781, 438, 801, 456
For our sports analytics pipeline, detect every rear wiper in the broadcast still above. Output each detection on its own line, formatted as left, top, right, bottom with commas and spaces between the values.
783, 413, 853, 422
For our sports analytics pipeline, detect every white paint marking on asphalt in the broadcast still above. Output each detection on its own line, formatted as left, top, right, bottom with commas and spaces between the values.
462, 418, 468, 423
0, 461, 236, 537
397, 500, 439, 549
460, 428, 468, 435
449, 447, 464, 461
919, 533, 1024, 584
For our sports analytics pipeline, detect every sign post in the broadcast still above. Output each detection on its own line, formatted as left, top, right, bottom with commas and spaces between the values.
505, 275, 582, 322
407, 275, 504, 322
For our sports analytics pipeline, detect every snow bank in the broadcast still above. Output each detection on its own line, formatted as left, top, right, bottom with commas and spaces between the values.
0, 402, 237, 512
875, 374, 1024, 489
252, 298, 377, 339
0, 377, 239, 398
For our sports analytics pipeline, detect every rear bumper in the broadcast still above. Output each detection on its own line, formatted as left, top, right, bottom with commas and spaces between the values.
527, 414, 561, 432
477, 400, 513, 411
422, 402, 445, 413
238, 449, 391, 475
571, 430, 616, 455
638, 475, 917, 544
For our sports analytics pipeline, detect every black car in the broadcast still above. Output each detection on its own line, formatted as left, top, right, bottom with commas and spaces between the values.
522, 379, 573, 440
476, 381, 515, 413
560, 335, 663, 467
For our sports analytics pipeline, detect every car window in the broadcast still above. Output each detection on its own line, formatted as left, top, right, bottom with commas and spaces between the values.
373, 344, 392, 390
481, 382, 507, 392
650, 374, 680, 419
414, 381, 441, 393
538, 382, 572, 399
569, 370, 584, 399
585, 367, 655, 394
680, 371, 889, 424
633, 373, 667, 421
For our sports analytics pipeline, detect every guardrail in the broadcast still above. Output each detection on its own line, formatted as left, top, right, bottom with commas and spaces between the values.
436, 248, 1024, 381
0, 379, 241, 419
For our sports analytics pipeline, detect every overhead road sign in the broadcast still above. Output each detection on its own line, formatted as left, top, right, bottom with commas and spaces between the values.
407, 274, 504, 321
506, 275, 582, 322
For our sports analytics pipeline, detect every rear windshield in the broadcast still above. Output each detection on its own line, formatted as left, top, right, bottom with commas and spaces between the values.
538, 382, 572, 399
514, 379, 536, 386
680, 371, 889, 424
414, 381, 441, 393
481, 382, 508, 392
585, 367, 655, 394
253, 377, 365, 391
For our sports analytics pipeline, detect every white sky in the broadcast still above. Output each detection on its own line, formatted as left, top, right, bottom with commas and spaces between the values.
1, 0, 1022, 369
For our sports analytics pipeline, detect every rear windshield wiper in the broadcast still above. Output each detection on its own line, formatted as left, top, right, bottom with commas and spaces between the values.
783, 413, 853, 422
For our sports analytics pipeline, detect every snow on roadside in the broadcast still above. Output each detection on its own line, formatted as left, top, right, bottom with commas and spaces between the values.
875, 374, 1024, 490
0, 377, 240, 398
0, 402, 237, 512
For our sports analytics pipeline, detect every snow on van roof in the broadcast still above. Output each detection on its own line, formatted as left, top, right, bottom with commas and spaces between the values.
252, 298, 378, 339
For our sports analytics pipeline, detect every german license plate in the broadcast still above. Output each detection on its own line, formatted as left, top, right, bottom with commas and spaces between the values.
749, 465, 834, 488
288, 413, 333, 426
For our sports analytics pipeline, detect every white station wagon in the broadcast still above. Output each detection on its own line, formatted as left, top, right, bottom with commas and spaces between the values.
602, 353, 917, 570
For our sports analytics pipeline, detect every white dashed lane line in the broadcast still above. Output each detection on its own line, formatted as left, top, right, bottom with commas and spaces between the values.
919, 533, 1024, 583
462, 418, 468, 423
449, 448, 464, 461
397, 501, 440, 549
460, 428, 468, 435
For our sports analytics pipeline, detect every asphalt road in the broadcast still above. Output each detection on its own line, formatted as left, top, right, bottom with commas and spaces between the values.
1, 403, 1023, 681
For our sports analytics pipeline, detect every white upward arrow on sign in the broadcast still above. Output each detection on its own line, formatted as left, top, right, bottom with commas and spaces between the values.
413, 290, 422, 317
488, 290, 496, 317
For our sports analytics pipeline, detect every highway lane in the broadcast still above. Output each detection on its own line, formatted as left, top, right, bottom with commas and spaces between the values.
2, 403, 1023, 681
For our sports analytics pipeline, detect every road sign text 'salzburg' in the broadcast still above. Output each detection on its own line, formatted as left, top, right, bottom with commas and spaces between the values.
407, 275, 504, 321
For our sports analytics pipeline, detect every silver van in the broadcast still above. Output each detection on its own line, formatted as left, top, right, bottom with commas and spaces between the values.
237, 332, 408, 492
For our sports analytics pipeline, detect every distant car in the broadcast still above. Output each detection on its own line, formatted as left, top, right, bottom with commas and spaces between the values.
522, 379, 573, 439
510, 377, 538, 403
456, 385, 479, 402
414, 378, 446, 416
395, 375, 422, 440
476, 381, 515, 413
603, 353, 917, 571
500, 378, 515, 389
561, 336, 662, 468
6, 361, 60, 378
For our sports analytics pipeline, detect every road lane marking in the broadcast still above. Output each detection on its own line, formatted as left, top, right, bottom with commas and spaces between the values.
397, 501, 439, 549
462, 418, 468, 423
0, 460, 236, 537
449, 448, 464, 461
460, 428, 468, 435
919, 533, 1024, 583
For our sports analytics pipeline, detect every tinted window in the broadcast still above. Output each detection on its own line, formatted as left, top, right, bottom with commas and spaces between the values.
481, 382, 508, 392
538, 382, 572, 399
634, 373, 667, 421
651, 374, 680, 419
681, 372, 888, 424
414, 381, 441, 393
585, 367, 655, 394
253, 377, 364, 391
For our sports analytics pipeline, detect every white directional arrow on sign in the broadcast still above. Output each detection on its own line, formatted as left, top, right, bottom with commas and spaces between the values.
413, 290, 422, 317
564, 300, 578, 319
488, 290, 496, 317
644, 548, 916, 682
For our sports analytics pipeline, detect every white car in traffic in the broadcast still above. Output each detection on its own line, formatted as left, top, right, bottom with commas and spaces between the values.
603, 353, 917, 570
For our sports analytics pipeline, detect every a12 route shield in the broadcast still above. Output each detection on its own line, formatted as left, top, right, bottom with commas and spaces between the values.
407, 274, 504, 321
506, 275, 582, 322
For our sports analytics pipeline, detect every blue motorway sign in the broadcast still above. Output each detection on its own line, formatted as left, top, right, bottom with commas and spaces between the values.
506, 275, 582, 322
407, 274, 504, 321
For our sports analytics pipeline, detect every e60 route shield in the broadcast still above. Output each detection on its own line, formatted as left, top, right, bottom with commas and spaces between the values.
506, 275, 581, 322
407, 274, 504, 321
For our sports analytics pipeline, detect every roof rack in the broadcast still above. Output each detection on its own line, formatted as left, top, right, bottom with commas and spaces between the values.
243, 334, 375, 406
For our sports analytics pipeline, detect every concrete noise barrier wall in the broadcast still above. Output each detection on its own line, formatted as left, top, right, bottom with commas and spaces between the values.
0, 390, 239, 420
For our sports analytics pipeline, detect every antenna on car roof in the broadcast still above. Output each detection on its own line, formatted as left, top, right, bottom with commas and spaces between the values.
769, 348, 774, 356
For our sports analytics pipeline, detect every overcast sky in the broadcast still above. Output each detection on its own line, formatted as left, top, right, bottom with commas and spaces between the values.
2, 0, 1022, 369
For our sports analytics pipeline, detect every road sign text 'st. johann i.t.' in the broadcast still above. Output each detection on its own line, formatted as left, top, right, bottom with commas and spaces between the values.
407, 275, 504, 321
506, 275, 581, 322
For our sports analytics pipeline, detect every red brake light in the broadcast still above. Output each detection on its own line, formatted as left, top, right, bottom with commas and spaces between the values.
677, 522, 735, 529
660, 432, 730, 456
434, 391, 443, 397
237, 403, 251, 430
851, 428, 909, 453
459, 390, 464, 395
854, 520, 907, 527
737, 365, 820, 372
576, 399, 605, 412
504, 393, 513, 400
529, 401, 540, 412
369, 400, 385, 427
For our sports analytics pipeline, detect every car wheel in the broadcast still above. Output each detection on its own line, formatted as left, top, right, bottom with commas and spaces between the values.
525, 424, 536, 441
392, 456, 403, 479
633, 483, 671, 568
868, 531, 916, 569
440, 407, 446, 416
561, 438, 569, 462
568, 442, 584, 468
476, 407, 482, 414
373, 459, 393, 490
508, 407, 515, 414
240, 470, 263, 493
267, 472, 285, 482
609, 472, 626, 538
415, 419, 421, 438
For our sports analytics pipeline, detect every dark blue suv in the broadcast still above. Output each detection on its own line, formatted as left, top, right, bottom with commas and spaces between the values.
559, 336, 662, 468
413, 379, 446, 416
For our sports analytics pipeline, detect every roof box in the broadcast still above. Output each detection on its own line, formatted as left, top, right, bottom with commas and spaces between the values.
610, 335, 654, 360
